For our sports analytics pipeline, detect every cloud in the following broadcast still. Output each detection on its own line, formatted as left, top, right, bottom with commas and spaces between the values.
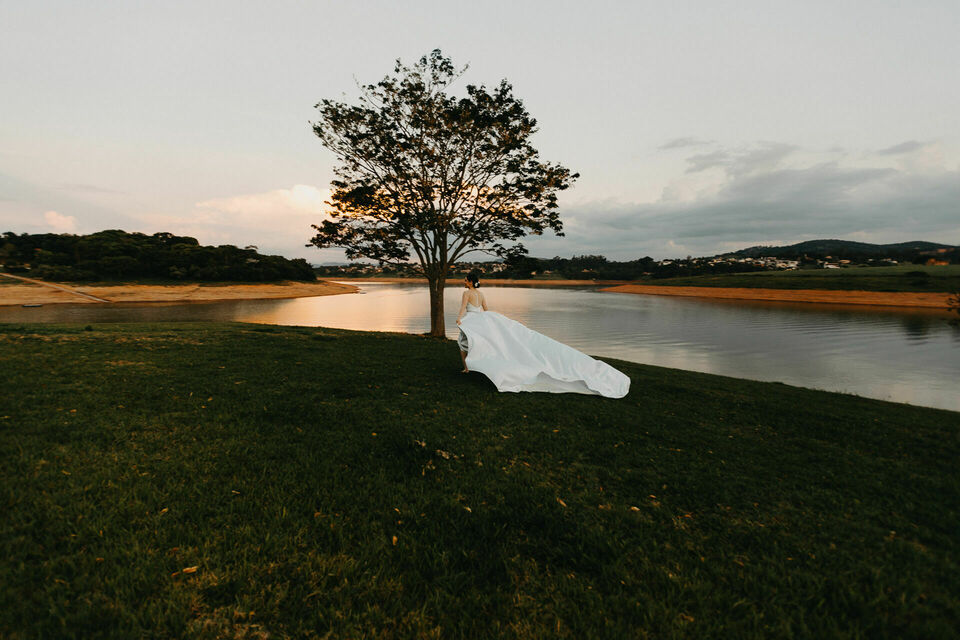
58, 183, 125, 195
877, 140, 926, 155
685, 151, 729, 173
659, 137, 713, 150
684, 142, 798, 176
524, 141, 960, 260
139, 184, 341, 261
0, 171, 143, 234
43, 210, 77, 232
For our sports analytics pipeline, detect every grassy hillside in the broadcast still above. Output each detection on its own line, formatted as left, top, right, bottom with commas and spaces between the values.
1, 323, 957, 638
647, 265, 960, 292
728, 239, 955, 258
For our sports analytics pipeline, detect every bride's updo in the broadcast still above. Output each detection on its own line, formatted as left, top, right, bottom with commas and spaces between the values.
466, 271, 480, 288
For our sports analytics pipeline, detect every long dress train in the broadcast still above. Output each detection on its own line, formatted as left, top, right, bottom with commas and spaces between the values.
457, 301, 630, 398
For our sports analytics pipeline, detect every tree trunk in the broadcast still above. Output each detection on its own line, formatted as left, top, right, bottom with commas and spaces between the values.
427, 275, 446, 337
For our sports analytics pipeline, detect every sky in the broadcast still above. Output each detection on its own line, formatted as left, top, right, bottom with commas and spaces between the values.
2, 0, 958, 262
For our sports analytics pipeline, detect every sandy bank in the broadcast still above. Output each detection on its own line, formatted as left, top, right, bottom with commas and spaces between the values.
0, 277, 358, 306
601, 284, 953, 309
333, 277, 628, 286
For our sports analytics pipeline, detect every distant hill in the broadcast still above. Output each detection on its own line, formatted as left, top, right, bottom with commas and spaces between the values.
723, 239, 957, 260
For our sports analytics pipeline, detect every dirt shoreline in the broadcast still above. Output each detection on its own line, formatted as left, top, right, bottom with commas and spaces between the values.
2, 275, 952, 311
601, 283, 954, 310
331, 277, 629, 286
0, 278, 358, 306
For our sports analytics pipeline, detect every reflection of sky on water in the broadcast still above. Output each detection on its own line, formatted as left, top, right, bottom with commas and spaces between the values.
2, 282, 958, 412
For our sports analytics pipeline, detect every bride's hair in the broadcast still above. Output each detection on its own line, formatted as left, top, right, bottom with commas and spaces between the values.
466, 271, 480, 288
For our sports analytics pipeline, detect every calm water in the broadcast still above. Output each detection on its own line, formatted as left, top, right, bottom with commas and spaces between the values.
3, 282, 959, 412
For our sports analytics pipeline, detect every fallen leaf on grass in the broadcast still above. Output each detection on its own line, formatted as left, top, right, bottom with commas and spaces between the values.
158, 508, 168, 516
391, 536, 398, 546
182, 566, 198, 574
556, 498, 567, 508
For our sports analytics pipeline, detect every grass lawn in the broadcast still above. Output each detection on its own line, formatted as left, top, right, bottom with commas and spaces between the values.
1, 323, 958, 638
645, 265, 960, 292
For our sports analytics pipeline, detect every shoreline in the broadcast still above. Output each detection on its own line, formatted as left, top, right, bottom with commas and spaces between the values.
331, 276, 629, 286
0, 276, 358, 306
601, 283, 954, 310
1, 273, 953, 311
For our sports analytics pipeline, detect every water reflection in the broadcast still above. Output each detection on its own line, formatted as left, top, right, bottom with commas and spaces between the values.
2, 282, 958, 412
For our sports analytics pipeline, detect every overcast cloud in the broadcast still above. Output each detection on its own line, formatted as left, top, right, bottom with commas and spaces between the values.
2, 1, 959, 262
524, 141, 960, 259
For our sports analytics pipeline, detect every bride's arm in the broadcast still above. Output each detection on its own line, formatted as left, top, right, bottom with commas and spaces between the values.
456, 291, 468, 325
481, 292, 488, 311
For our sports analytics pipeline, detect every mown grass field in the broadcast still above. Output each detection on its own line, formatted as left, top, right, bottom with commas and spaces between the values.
1, 323, 958, 638
646, 265, 960, 292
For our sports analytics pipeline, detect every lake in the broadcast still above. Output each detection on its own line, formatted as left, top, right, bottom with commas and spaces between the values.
3, 282, 959, 412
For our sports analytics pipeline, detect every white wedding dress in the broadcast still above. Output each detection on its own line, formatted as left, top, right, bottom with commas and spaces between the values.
457, 298, 631, 398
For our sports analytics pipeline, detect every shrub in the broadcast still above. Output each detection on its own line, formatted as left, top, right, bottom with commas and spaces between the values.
35, 265, 98, 281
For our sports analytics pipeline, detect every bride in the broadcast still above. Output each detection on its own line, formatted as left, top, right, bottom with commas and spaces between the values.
455, 272, 631, 398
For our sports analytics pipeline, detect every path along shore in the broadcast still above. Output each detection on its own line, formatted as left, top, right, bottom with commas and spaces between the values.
0, 273, 358, 306
600, 283, 954, 310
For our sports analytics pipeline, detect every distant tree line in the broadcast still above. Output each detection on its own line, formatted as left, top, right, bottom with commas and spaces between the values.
496, 255, 770, 280
0, 230, 316, 282
314, 255, 771, 280
315, 247, 957, 281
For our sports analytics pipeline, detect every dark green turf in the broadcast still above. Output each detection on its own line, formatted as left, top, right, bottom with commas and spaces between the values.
1, 323, 957, 638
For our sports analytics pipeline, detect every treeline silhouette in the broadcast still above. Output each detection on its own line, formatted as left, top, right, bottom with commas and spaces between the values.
314, 255, 771, 280
1, 230, 316, 282
496, 255, 768, 280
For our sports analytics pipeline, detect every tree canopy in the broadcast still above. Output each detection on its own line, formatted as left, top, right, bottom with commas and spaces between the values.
0, 230, 315, 282
308, 50, 577, 335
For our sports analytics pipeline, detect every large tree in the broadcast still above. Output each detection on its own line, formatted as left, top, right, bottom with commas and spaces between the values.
308, 50, 577, 336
